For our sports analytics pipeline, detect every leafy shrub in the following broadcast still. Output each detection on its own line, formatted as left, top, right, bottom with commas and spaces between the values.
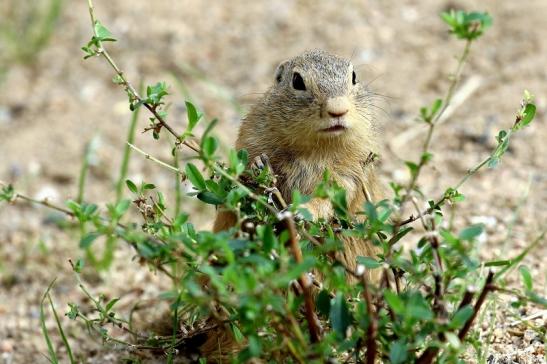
1, 4, 544, 364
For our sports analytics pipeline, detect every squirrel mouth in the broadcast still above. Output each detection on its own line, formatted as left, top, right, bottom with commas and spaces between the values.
320, 124, 347, 133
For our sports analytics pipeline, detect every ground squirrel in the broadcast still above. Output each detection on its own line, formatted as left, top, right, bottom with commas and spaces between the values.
214, 49, 383, 283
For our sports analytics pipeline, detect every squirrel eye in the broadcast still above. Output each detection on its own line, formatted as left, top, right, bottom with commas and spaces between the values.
352, 71, 357, 85
292, 72, 306, 91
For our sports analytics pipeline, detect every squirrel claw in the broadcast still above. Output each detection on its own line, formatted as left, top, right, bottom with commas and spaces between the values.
251, 153, 271, 171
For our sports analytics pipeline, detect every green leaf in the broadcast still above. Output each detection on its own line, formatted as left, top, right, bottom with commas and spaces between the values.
226, 187, 249, 208
142, 183, 156, 190
389, 340, 408, 364
185, 163, 207, 190
112, 74, 124, 84
484, 259, 511, 267
185, 101, 202, 129
40, 280, 59, 363
404, 161, 419, 179
237, 149, 249, 167
449, 305, 473, 329
421, 152, 433, 164
146, 82, 168, 105
0, 184, 15, 201
384, 290, 404, 315
82, 203, 98, 217
66, 302, 79, 320
459, 224, 484, 241
316, 290, 331, 317
94, 20, 116, 42
518, 265, 533, 291
66, 200, 81, 213
487, 157, 500, 169
329, 293, 351, 338
514, 103, 536, 130
231, 324, 245, 343
407, 297, 433, 320
105, 298, 120, 313
197, 191, 224, 205
114, 199, 131, 217
357, 256, 382, 269
80, 232, 100, 249
445, 332, 462, 349
389, 227, 413, 246
525, 291, 547, 306
257, 225, 276, 253
173, 213, 189, 227
125, 179, 138, 193
441, 10, 492, 40
364, 201, 378, 222
229, 149, 246, 176
73, 259, 84, 273
202, 136, 218, 159
430, 98, 442, 118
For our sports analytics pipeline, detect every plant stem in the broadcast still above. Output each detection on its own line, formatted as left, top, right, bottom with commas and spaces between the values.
284, 216, 322, 343
77, 143, 90, 203
417, 271, 494, 364
397, 154, 492, 227
127, 143, 183, 175
86, 0, 199, 154
358, 268, 377, 364
401, 39, 473, 208
116, 84, 142, 202
172, 147, 182, 216
458, 270, 495, 339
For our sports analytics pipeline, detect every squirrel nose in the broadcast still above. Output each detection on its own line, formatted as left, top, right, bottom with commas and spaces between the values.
326, 96, 350, 118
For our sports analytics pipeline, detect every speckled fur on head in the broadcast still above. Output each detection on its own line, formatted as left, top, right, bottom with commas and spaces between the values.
238, 49, 379, 158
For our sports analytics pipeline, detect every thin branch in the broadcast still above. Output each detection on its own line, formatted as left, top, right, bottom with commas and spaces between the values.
357, 266, 377, 364
14, 193, 74, 216
458, 270, 495, 339
417, 271, 494, 364
86, 0, 200, 154
127, 143, 183, 175
283, 215, 322, 343
400, 39, 473, 207
8, 186, 175, 280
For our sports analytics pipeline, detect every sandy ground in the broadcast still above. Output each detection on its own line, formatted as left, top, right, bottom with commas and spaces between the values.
0, 0, 545, 362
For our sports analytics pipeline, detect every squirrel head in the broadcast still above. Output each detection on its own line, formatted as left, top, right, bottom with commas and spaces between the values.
258, 49, 376, 150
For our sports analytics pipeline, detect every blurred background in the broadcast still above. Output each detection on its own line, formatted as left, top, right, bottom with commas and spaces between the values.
0, 0, 545, 362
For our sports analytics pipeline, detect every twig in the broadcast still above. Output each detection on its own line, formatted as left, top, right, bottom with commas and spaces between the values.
458, 270, 494, 339
389, 75, 483, 152
507, 310, 546, 327
356, 266, 377, 364
417, 271, 495, 364
86, 0, 200, 154
13, 193, 74, 216
400, 39, 473, 207
9, 187, 175, 279
127, 143, 183, 175
283, 215, 322, 343
396, 154, 491, 227
456, 288, 476, 312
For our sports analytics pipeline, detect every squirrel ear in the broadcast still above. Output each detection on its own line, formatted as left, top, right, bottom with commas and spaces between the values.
274, 60, 288, 83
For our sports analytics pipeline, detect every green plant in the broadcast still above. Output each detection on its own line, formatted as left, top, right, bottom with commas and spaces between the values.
2, 4, 545, 364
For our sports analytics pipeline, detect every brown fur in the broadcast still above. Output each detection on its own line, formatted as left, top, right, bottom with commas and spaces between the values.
214, 49, 383, 283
